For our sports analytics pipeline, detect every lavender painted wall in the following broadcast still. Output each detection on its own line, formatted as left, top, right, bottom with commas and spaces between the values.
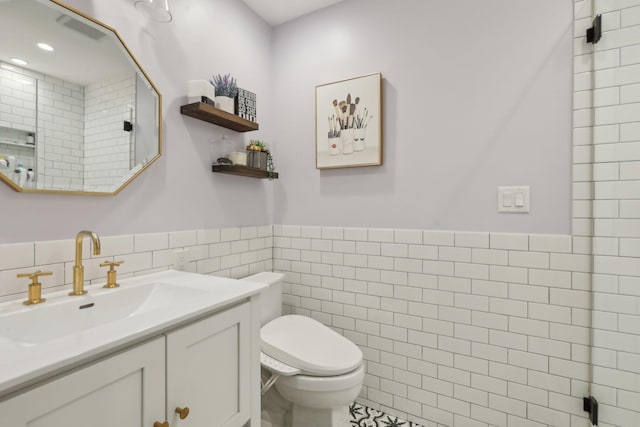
1, 0, 573, 241
0, 0, 276, 244
271, 0, 574, 234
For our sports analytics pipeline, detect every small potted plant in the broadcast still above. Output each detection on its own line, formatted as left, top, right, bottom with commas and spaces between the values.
209, 73, 238, 113
246, 140, 269, 170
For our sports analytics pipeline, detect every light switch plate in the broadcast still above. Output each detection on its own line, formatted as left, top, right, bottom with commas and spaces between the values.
503, 191, 514, 207
498, 186, 530, 213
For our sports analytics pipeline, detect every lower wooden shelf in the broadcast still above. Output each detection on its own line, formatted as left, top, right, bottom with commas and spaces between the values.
212, 164, 278, 179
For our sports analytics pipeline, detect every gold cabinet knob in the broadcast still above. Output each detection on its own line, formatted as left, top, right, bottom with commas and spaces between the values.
100, 260, 124, 288
175, 406, 190, 419
153, 422, 169, 427
17, 270, 53, 305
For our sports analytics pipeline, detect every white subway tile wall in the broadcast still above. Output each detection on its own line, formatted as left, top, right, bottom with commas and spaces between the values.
0, 64, 37, 176
37, 74, 85, 191
84, 73, 136, 191
0, 224, 614, 426
0, 61, 86, 190
0, 226, 273, 304
1, 62, 138, 192
0, 64, 37, 133
274, 225, 595, 427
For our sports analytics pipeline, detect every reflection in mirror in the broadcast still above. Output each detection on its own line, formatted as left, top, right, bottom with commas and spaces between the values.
0, 0, 161, 195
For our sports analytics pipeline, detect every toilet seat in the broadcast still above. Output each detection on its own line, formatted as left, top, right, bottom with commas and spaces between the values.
260, 351, 300, 376
261, 315, 362, 376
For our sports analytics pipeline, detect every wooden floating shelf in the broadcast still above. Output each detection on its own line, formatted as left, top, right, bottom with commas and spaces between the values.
180, 102, 259, 132
212, 164, 278, 179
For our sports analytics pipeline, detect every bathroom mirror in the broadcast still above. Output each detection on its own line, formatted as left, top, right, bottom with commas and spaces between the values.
0, 0, 162, 195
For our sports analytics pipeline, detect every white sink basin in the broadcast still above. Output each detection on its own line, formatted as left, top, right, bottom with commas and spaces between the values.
0, 270, 266, 397
0, 282, 207, 345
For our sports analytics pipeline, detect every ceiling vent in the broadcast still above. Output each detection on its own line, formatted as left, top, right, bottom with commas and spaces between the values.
56, 14, 105, 40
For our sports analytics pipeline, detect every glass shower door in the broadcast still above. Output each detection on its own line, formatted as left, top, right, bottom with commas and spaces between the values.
588, 1, 640, 426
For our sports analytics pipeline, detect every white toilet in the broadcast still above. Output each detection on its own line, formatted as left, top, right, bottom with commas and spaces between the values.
242, 272, 364, 427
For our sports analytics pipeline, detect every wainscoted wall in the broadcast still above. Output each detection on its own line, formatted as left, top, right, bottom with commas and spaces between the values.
0, 225, 272, 303
0, 222, 633, 426
274, 225, 592, 427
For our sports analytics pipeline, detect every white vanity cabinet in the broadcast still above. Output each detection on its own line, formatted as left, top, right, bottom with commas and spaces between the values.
166, 301, 252, 427
0, 337, 166, 427
0, 300, 259, 427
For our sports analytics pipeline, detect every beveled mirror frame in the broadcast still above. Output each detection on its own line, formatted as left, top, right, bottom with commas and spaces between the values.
0, 0, 162, 196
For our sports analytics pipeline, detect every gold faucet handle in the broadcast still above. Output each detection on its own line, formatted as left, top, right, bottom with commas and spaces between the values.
17, 270, 53, 305
99, 260, 124, 269
100, 261, 124, 288
17, 270, 53, 281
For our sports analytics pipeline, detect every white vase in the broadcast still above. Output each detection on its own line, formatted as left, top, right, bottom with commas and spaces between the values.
341, 128, 355, 155
215, 96, 235, 114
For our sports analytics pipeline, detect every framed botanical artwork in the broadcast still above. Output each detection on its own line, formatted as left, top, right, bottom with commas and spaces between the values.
315, 72, 382, 169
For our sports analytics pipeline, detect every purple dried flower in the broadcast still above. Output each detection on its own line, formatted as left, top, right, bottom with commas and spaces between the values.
209, 73, 238, 97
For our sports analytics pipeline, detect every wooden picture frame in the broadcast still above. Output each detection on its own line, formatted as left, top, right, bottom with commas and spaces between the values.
315, 72, 382, 169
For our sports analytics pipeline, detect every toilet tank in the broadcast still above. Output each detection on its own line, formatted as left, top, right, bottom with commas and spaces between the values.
241, 272, 285, 325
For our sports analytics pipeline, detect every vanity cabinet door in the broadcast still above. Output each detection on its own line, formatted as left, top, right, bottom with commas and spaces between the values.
166, 302, 251, 427
0, 337, 165, 427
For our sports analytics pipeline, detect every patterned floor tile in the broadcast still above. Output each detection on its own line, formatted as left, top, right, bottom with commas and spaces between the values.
349, 402, 424, 427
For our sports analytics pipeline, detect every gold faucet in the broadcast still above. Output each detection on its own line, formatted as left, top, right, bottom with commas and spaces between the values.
70, 230, 101, 296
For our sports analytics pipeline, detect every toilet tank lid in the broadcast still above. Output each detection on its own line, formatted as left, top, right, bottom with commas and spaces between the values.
241, 272, 285, 285
261, 315, 363, 376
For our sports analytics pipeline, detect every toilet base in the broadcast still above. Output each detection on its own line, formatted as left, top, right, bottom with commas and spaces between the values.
261, 383, 350, 427
261, 368, 292, 427
291, 404, 350, 427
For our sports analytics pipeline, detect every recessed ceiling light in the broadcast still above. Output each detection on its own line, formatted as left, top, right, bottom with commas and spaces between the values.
37, 42, 54, 51
10, 58, 28, 66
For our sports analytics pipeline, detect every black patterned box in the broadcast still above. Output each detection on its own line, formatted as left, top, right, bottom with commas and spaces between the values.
235, 88, 257, 122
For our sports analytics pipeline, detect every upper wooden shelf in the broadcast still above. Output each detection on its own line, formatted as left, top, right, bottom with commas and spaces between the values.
180, 102, 259, 132
212, 164, 278, 179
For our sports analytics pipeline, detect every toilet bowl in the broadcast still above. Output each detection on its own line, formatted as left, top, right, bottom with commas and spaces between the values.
242, 272, 365, 427
275, 363, 365, 408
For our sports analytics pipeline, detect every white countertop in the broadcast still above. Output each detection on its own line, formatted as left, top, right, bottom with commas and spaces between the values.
0, 270, 266, 399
